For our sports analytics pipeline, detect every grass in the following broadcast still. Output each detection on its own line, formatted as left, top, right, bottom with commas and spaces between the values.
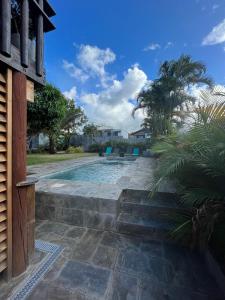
27, 152, 97, 166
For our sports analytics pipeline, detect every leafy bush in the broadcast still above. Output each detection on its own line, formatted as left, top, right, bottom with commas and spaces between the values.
88, 143, 103, 153
153, 87, 225, 251
66, 146, 84, 154
28, 144, 48, 154
87, 140, 149, 154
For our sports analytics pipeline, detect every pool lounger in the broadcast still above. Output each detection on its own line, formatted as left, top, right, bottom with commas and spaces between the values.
104, 146, 113, 156
132, 147, 140, 156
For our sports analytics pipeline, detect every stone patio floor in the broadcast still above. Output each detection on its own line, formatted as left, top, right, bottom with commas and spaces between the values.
13, 220, 222, 300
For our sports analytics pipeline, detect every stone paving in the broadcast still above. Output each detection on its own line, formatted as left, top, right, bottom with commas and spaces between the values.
7, 157, 221, 299
24, 220, 223, 300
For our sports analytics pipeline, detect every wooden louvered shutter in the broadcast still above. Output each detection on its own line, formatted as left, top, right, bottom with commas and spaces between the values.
0, 67, 12, 277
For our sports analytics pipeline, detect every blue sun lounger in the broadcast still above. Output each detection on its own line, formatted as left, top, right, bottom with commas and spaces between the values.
105, 146, 113, 156
132, 147, 139, 156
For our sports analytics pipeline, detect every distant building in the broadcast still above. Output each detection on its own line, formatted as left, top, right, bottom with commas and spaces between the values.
28, 133, 49, 151
98, 128, 122, 138
70, 128, 123, 150
128, 128, 151, 141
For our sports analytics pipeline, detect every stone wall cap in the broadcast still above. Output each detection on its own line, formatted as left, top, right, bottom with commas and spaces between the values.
16, 177, 39, 187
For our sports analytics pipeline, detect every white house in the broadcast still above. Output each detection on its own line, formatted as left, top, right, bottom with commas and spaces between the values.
128, 128, 151, 141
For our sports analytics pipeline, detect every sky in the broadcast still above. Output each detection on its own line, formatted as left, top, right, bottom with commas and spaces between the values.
44, 0, 225, 136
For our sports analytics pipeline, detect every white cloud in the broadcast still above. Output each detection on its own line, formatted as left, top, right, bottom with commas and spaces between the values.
78, 45, 115, 77
63, 45, 116, 87
202, 19, 225, 45
62, 60, 89, 83
63, 86, 77, 100
165, 41, 174, 49
79, 65, 148, 135
143, 43, 161, 51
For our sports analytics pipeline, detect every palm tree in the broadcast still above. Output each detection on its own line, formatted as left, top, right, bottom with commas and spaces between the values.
152, 87, 225, 250
134, 55, 213, 137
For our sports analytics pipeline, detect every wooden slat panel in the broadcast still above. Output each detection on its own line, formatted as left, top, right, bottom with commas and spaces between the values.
0, 213, 6, 222
6, 68, 13, 278
0, 193, 6, 203
0, 174, 6, 182
0, 104, 6, 113
0, 222, 7, 233
0, 144, 6, 152
0, 71, 8, 276
0, 135, 6, 142
0, 154, 6, 162
0, 95, 6, 103
0, 242, 7, 253
0, 252, 7, 263
0, 115, 6, 123
0, 164, 6, 172
0, 232, 7, 243
0, 74, 6, 84
0, 125, 6, 133
0, 183, 6, 192
0, 203, 6, 212
0, 85, 6, 94
0, 260, 7, 272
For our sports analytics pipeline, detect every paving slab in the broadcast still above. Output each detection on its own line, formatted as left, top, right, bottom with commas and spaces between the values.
57, 260, 111, 298
92, 245, 117, 269
2, 217, 224, 300
107, 271, 138, 300
71, 229, 103, 262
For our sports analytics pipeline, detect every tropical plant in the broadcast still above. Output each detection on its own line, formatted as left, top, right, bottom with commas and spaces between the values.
152, 87, 225, 251
134, 55, 212, 138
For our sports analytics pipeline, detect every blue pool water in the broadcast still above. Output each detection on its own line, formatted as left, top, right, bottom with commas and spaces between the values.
45, 160, 133, 183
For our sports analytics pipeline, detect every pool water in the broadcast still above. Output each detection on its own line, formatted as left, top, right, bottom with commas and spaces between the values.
45, 160, 133, 184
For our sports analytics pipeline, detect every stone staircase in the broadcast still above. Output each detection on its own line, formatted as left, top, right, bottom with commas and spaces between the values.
116, 189, 185, 240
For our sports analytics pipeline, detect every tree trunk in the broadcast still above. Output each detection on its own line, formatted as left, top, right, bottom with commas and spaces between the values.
49, 134, 56, 154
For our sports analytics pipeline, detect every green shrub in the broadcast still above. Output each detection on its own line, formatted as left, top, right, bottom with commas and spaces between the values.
66, 146, 84, 154
153, 90, 225, 251
30, 145, 48, 154
88, 143, 103, 153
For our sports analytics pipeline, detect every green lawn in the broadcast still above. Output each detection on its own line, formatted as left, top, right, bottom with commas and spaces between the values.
27, 152, 97, 166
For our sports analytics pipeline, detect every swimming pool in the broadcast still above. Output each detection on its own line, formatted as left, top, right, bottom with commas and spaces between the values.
44, 159, 134, 184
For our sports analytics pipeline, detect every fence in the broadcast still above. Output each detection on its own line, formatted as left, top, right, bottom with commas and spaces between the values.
70, 135, 149, 151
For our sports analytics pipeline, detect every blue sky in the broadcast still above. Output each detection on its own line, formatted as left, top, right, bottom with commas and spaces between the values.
44, 0, 225, 135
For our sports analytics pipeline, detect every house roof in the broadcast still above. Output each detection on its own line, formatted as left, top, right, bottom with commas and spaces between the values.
129, 128, 150, 136
98, 128, 121, 132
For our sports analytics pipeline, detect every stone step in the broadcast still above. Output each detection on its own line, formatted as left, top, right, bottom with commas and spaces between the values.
116, 212, 177, 241
120, 189, 180, 207
120, 190, 185, 220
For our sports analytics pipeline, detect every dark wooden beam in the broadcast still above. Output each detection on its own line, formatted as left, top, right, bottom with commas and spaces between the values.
30, 0, 55, 32
21, 0, 29, 67
1, 0, 11, 56
44, 0, 56, 17
36, 0, 44, 76
0, 48, 46, 85
12, 71, 28, 277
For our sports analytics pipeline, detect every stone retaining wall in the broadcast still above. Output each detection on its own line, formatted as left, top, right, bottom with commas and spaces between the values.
36, 191, 119, 231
